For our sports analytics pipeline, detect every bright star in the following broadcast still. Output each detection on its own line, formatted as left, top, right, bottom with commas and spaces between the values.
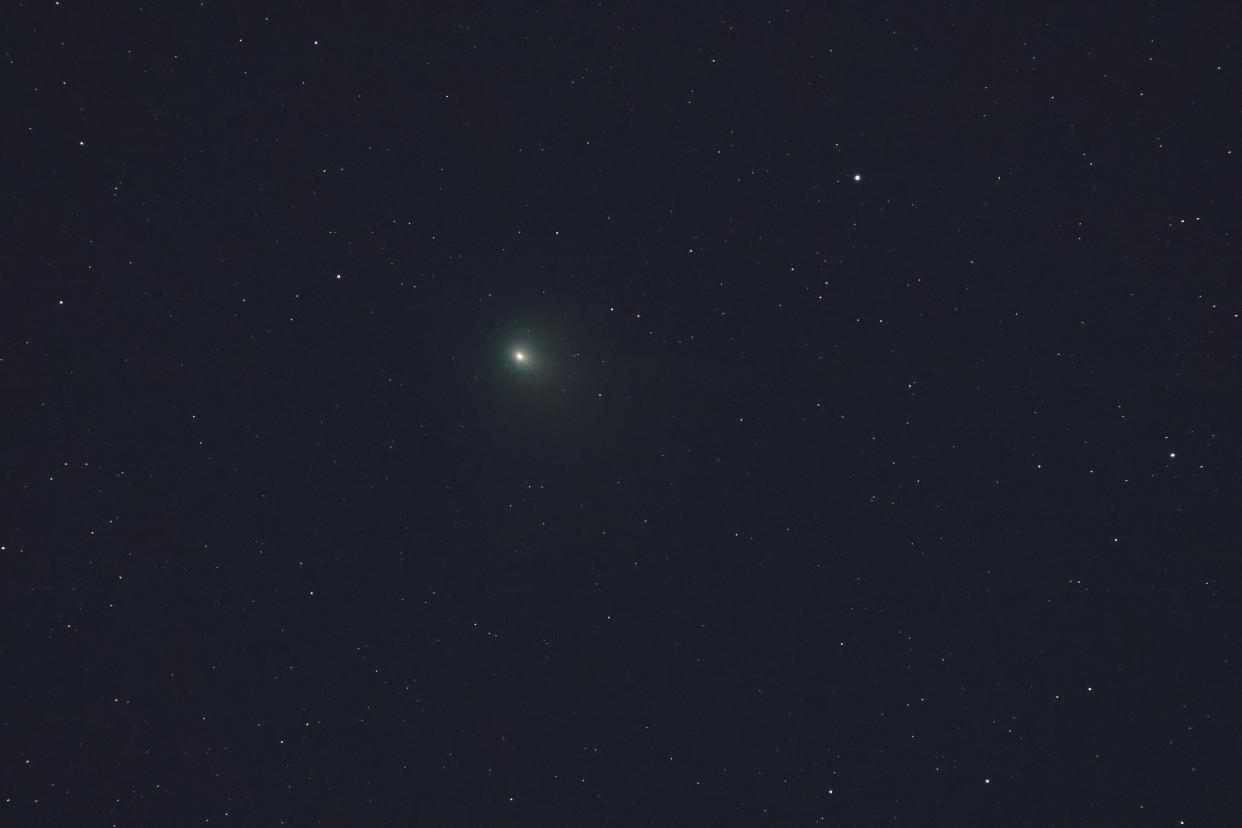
513, 350, 527, 363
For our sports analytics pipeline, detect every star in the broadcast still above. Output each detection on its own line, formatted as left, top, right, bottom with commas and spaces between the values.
513, 350, 527, 363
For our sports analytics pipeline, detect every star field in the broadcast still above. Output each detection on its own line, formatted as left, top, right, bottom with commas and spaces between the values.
2, 2, 1240, 825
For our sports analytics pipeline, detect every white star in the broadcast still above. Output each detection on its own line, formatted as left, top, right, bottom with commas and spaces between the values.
514, 350, 527, 363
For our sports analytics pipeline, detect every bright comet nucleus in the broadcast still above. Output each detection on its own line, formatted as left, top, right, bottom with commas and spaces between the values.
513, 350, 527, 363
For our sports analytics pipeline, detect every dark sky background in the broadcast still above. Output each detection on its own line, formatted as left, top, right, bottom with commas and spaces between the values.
3, 1, 1240, 825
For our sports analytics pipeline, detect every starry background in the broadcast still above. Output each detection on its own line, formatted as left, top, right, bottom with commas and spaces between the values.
3, 2, 1240, 825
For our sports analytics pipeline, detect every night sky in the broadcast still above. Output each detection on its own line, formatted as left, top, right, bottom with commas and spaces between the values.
4, 2, 1240, 825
